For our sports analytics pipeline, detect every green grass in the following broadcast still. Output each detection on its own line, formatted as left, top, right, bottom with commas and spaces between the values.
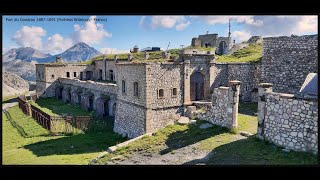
215, 43, 262, 63
4, 105, 50, 137
86, 48, 182, 65
95, 102, 317, 165
30, 97, 95, 116
2, 105, 126, 165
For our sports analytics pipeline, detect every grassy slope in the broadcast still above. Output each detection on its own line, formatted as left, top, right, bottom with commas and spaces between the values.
215, 43, 262, 63
30, 97, 95, 116
2, 105, 125, 165
96, 103, 317, 165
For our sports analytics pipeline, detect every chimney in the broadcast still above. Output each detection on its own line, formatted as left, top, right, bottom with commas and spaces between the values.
56, 56, 62, 63
144, 52, 149, 60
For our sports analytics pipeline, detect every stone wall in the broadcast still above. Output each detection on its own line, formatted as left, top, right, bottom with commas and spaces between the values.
261, 35, 318, 94
257, 83, 318, 154
114, 100, 146, 138
146, 63, 183, 109
148, 107, 183, 133
192, 81, 241, 129
210, 63, 259, 102
198, 34, 218, 47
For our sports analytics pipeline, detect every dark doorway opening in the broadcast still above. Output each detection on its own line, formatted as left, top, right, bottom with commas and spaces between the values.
98, 69, 103, 80
86, 71, 93, 80
78, 94, 81, 104
104, 101, 109, 117
218, 41, 227, 55
88, 96, 94, 111
109, 70, 114, 81
190, 72, 205, 101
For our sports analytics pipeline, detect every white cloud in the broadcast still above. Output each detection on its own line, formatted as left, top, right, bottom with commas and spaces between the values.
12, 26, 46, 50
72, 16, 112, 45
232, 30, 252, 42
43, 34, 73, 54
100, 48, 130, 54
296, 16, 317, 33
197, 16, 263, 26
176, 21, 191, 31
243, 16, 318, 37
142, 16, 191, 31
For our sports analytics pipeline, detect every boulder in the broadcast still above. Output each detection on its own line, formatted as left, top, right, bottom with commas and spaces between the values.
178, 116, 190, 125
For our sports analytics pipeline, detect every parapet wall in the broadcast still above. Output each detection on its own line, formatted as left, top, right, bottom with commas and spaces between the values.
257, 83, 318, 154
59, 78, 117, 95
261, 35, 318, 94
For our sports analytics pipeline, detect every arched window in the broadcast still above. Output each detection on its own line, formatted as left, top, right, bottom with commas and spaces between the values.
172, 88, 177, 97
122, 80, 126, 93
158, 89, 164, 98
66, 72, 70, 78
133, 82, 138, 96
109, 70, 114, 81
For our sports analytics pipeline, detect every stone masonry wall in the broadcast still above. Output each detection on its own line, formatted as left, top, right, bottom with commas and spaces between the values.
114, 100, 146, 138
149, 107, 183, 133
146, 63, 183, 109
257, 84, 318, 154
210, 63, 258, 102
194, 81, 240, 129
261, 35, 318, 94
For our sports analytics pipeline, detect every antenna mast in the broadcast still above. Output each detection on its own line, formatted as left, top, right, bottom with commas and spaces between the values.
166, 42, 170, 51
228, 19, 231, 38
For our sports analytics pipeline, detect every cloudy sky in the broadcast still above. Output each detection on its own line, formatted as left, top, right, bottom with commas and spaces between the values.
2, 15, 317, 55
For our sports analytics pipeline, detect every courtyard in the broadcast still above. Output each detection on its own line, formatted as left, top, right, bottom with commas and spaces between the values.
2, 97, 316, 165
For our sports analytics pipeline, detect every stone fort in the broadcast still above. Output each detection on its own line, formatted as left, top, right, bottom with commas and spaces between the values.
36, 34, 318, 153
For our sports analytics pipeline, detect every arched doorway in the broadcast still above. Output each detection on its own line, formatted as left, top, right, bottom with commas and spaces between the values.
218, 41, 227, 55
86, 71, 93, 80
190, 72, 205, 101
55, 87, 63, 99
88, 95, 94, 111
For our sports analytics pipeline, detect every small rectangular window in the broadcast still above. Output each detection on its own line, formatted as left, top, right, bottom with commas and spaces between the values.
172, 88, 177, 97
74, 72, 77, 77
134, 82, 138, 96
51, 74, 55, 79
158, 89, 164, 98
66, 72, 70, 78
122, 80, 126, 93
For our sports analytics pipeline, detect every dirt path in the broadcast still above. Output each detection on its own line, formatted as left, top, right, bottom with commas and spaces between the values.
106, 135, 247, 165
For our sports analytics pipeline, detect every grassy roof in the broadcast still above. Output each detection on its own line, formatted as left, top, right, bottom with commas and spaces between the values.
215, 43, 262, 63
84, 48, 181, 65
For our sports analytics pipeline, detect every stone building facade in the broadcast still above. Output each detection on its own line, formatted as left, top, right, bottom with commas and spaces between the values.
36, 34, 318, 140
191, 33, 232, 55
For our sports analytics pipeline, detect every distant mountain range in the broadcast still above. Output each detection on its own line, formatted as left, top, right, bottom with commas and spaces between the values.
2, 42, 101, 81
37, 42, 102, 63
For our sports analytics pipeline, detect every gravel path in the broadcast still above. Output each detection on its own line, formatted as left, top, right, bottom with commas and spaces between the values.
105, 134, 247, 165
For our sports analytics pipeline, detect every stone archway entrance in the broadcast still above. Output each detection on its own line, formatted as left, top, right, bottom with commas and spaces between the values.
55, 87, 63, 99
218, 41, 227, 55
190, 72, 205, 101
104, 101, 109, 117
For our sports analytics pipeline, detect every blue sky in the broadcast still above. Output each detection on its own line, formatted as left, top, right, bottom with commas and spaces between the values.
2, 15, 317, 55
